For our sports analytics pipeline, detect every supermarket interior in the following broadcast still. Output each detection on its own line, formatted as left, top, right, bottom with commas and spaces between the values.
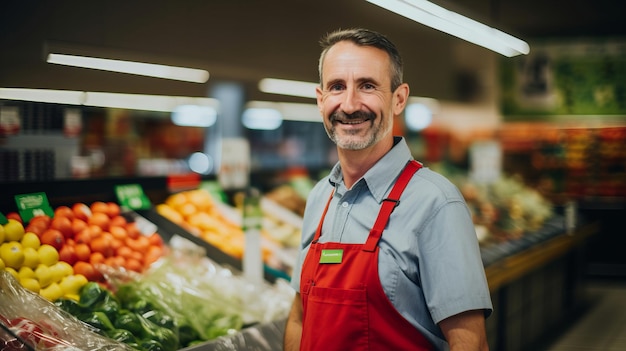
1, 1, 625, 350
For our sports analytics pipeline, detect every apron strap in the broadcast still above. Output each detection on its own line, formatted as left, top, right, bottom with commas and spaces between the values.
312, 189, 334, 243
363, 160, 422, 252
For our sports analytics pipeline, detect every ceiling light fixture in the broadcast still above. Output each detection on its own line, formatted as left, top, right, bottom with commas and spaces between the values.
258, 78, 318, 99
0, 88, 219, 126
47, 53, 210, 83
365, 0, 530, 57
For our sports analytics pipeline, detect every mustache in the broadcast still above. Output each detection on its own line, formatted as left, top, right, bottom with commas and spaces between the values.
330, 110, 376, 122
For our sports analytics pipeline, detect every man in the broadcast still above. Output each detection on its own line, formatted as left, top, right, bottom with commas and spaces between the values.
284, 28, 492, 351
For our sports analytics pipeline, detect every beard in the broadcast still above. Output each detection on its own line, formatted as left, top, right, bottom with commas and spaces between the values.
324, 110, 391, 150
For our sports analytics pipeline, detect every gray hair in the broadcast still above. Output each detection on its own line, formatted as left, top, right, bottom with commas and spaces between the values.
318, 28, 404, 91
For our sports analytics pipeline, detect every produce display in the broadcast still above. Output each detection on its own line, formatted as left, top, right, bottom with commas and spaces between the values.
1, 193, 294, 351
456, 172, 554, 242
1, 201, 167, 302
1, 218, 89, 301
1, 270, 133, 350
155, 189, 300, 275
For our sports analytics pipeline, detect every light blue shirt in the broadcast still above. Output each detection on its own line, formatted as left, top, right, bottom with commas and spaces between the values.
290, 137, 493, 350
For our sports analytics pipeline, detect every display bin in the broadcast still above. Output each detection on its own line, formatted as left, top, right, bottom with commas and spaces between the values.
133, 207, 286, 283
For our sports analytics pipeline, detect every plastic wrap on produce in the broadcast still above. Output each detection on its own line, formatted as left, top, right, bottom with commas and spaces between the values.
103, 235, 294, 347
181, 319, 286, 351
0, 270, 133, 351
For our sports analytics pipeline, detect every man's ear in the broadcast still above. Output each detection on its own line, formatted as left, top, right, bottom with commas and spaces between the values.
316, 86, 324, 113
393, 83, 410, 115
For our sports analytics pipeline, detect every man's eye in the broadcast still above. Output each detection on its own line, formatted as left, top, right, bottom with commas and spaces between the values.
361, 83, 376, 91
328, 84, 345, 91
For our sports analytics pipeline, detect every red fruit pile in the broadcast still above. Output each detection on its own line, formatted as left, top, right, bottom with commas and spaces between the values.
24, 201, 166, 282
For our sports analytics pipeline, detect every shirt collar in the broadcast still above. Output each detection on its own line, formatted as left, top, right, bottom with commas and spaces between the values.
327, 136, 413, 203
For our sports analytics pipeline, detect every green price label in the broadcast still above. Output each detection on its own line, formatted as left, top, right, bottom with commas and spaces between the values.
14, 192, 54, 223
115, 184, 151, 210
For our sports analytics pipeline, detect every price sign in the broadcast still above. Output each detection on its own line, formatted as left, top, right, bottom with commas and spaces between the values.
115, 184, 152, 210
14, 192, 54, 222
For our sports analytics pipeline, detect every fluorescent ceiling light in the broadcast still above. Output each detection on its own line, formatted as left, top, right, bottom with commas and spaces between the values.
365, 0, 529, 57
0, 88, 84, 105
246, 101, 321, 124
84, 92, 219, 113
258, 78, 318, 98
171, 105, 217, 127
242, 105, 283, 130
0, 88, 219, 114
47, 53, 210, 83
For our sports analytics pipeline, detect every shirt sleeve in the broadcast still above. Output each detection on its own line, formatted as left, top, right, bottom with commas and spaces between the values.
418, 199, 493, 324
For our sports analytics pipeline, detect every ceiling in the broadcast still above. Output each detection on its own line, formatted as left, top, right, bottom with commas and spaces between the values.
1, 0, 623, 104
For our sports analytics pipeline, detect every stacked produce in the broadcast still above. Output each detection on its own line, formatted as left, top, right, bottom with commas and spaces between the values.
0, 218, 88, 302
155, 189, 298, 273
1, 201, 167, 301
459, 174, 554, 242
52, 239, 294, 350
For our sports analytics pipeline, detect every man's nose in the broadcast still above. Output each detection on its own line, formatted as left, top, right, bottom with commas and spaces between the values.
340, 86, 361, 114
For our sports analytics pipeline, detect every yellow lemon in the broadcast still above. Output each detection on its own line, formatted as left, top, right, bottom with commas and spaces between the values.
39, 282, 64, 301
21, 232, 41, 250
4, 219, 25, 242
20, 277, 41, 293
35, 263, 53, 288
37, 244, 59, 266
49, 261, 72, 283
59, 274, 88, 296
22, 247, 39, 269
18, 266, 36, 279
0, 242, 25, 269
64, 293, 80, 301
0, 257, 4, 270
0, 224, 5, 243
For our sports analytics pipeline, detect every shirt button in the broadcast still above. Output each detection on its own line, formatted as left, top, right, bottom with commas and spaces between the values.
342, 202, 349, 208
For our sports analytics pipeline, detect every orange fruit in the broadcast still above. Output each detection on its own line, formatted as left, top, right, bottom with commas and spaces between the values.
59, 245, 78, 266
109, 226, 128, 241
30, 215, 51, 227
148, 233, 164, 247
53, 206, 74, 220
74, 243, 91, 262
126, 236, 150, 253
50, 216, 73, 239
90, 235, 114, 257
125, 223, 141, 240
90, 201, 109, 215
6, 212, 22, 224
71, 218, 88, 237
88, 212, 110, 231
144, 245, 164, 267
87, 224, 103, 238
110, 215, 127, 228
40, 229, 65, 251
72, 203, 92, 222
105, 255, 125, 268
73, 261, 103, 282
73, 229, 92, 245
116, 245, 133, 259
106, 202, 121, 218
89, 252, 105, 265
124, 258, 143, 272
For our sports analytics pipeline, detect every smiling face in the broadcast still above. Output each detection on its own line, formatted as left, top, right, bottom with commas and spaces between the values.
317, 41, 408, 152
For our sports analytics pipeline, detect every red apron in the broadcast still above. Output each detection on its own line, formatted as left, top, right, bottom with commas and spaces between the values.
300, 160, 434, 351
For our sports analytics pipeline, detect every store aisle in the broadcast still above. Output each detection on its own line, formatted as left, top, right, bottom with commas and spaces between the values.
542, 279, 626, 351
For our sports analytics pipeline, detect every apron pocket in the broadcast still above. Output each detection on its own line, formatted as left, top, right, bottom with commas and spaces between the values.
302, 285, 369, 351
